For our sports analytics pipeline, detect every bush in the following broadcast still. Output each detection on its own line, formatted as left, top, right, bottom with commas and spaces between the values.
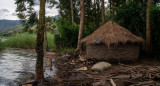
54, 18, 79, 49
112, 1, 146, 37
111, 1, 160, 57
150, 6, 160, 57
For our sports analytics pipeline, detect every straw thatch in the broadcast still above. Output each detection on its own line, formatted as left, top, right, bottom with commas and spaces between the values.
81, 21, 144, 46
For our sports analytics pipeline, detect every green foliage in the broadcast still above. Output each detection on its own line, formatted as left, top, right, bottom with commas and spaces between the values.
46, 32, 55, 49
110, 1, 160, 57
0, 40, 5, 50
54, 18, 79, 49
83, 0, 102, 36
1, 25, 23, 36
45, 16, 57, 33
15, 0, 57, 30
3, 32, 55, 49
55, 0, 103, 49
150, 6, 160, 56
4, 32, 36, 49
112, 1, 146, 37
15, 0, 38, 30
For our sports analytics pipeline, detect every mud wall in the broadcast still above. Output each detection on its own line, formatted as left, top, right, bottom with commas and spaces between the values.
86, 44, 139, 61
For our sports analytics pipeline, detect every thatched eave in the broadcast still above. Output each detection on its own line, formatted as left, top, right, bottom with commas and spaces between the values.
81, 21, 145, 46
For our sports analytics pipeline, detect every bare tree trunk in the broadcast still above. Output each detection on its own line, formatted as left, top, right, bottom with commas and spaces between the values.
146, 0, 152, 54
70, 0, 74, 25
35, 0, 45, 82
76, 0, 84, 52
112, 0, 115, 14
94, 0, 97, 27
44, 26, 48, 51
109, 0, 112, 15
101, 0, 105, 24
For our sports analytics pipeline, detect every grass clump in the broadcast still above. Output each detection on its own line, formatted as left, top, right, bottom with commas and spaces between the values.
3, 32, 55, 49
4, 32, 36, 49
46, 32, 55, 49
0, 40, 5, 50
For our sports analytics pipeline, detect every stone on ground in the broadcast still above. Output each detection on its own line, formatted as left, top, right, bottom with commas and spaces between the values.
91, 62, 111, 71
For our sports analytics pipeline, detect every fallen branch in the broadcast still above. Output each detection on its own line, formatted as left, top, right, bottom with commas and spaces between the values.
110, 79, 116, 86
136, 81, 155, 85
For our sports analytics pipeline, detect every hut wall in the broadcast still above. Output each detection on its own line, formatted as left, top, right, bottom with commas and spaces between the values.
86, 44, 139, 61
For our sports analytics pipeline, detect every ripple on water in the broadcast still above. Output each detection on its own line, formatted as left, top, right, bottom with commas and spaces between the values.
0, 49, 57, 86
0, 49, 36, 86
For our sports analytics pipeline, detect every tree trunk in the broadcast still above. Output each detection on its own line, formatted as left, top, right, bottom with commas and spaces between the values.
112, 0, 115, 14
44, 26, 48, 51
109, 0, 112, 15
70, 0, 74, 25
76, 0, 84, 52
35, 0, 46, 82
94, 0, 97, 28
146, 0, 152, 54
101, 0, 105, 24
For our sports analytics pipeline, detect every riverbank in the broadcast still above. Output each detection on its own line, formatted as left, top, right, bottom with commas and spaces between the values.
0, 32, 55, 49
43, 51, 160, 86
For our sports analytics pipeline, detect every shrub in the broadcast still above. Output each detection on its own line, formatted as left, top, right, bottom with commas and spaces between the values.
150, 6, 160, 57
54, 18, 79, 49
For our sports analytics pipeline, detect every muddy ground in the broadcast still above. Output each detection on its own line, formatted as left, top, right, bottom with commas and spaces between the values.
43, 51, 160, 86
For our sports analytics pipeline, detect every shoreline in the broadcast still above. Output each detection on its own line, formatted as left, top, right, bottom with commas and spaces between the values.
46, 51, 160, 86
1, 48, 160, 86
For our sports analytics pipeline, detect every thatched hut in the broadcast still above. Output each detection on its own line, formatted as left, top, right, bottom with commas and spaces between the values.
81, 21, 144, 61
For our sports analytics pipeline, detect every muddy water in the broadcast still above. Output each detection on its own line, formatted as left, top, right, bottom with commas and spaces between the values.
0, 49, 57, 86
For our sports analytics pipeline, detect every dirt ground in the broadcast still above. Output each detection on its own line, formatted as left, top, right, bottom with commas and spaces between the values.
42, 51, 160, 86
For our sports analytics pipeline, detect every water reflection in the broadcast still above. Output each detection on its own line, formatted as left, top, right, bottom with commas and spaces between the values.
0, 49, 57, 86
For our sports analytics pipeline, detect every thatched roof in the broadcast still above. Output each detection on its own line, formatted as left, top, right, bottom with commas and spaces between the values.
81, 21, 145, 46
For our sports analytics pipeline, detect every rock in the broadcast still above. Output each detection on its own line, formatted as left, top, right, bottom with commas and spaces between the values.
91, 62, 111, 71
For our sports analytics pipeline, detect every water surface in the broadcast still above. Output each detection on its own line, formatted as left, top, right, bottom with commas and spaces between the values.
0, 48, 57, 86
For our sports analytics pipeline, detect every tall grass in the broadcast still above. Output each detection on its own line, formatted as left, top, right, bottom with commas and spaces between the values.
0, 40, 5, 50
3, 32, 55, 49
46, 32, 55, 49
4, 32, 36, 49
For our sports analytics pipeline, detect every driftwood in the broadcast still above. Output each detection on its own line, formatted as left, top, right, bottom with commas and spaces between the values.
136, 81, 155, 85
110, 79, 116, 86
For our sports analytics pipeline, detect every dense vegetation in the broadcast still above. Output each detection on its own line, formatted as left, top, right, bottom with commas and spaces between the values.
54, 0, 160, 57
1, 0, 160, 57
0, 32, 55, 49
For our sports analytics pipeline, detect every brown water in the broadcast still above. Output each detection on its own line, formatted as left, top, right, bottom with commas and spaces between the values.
0, 49, 57, 86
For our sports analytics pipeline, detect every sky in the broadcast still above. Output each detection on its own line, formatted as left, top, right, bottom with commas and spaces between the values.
0, 0, 109, 20
0, 0, 59, 20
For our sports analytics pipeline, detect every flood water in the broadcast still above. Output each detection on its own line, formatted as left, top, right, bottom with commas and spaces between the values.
0, 48, 57, 86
